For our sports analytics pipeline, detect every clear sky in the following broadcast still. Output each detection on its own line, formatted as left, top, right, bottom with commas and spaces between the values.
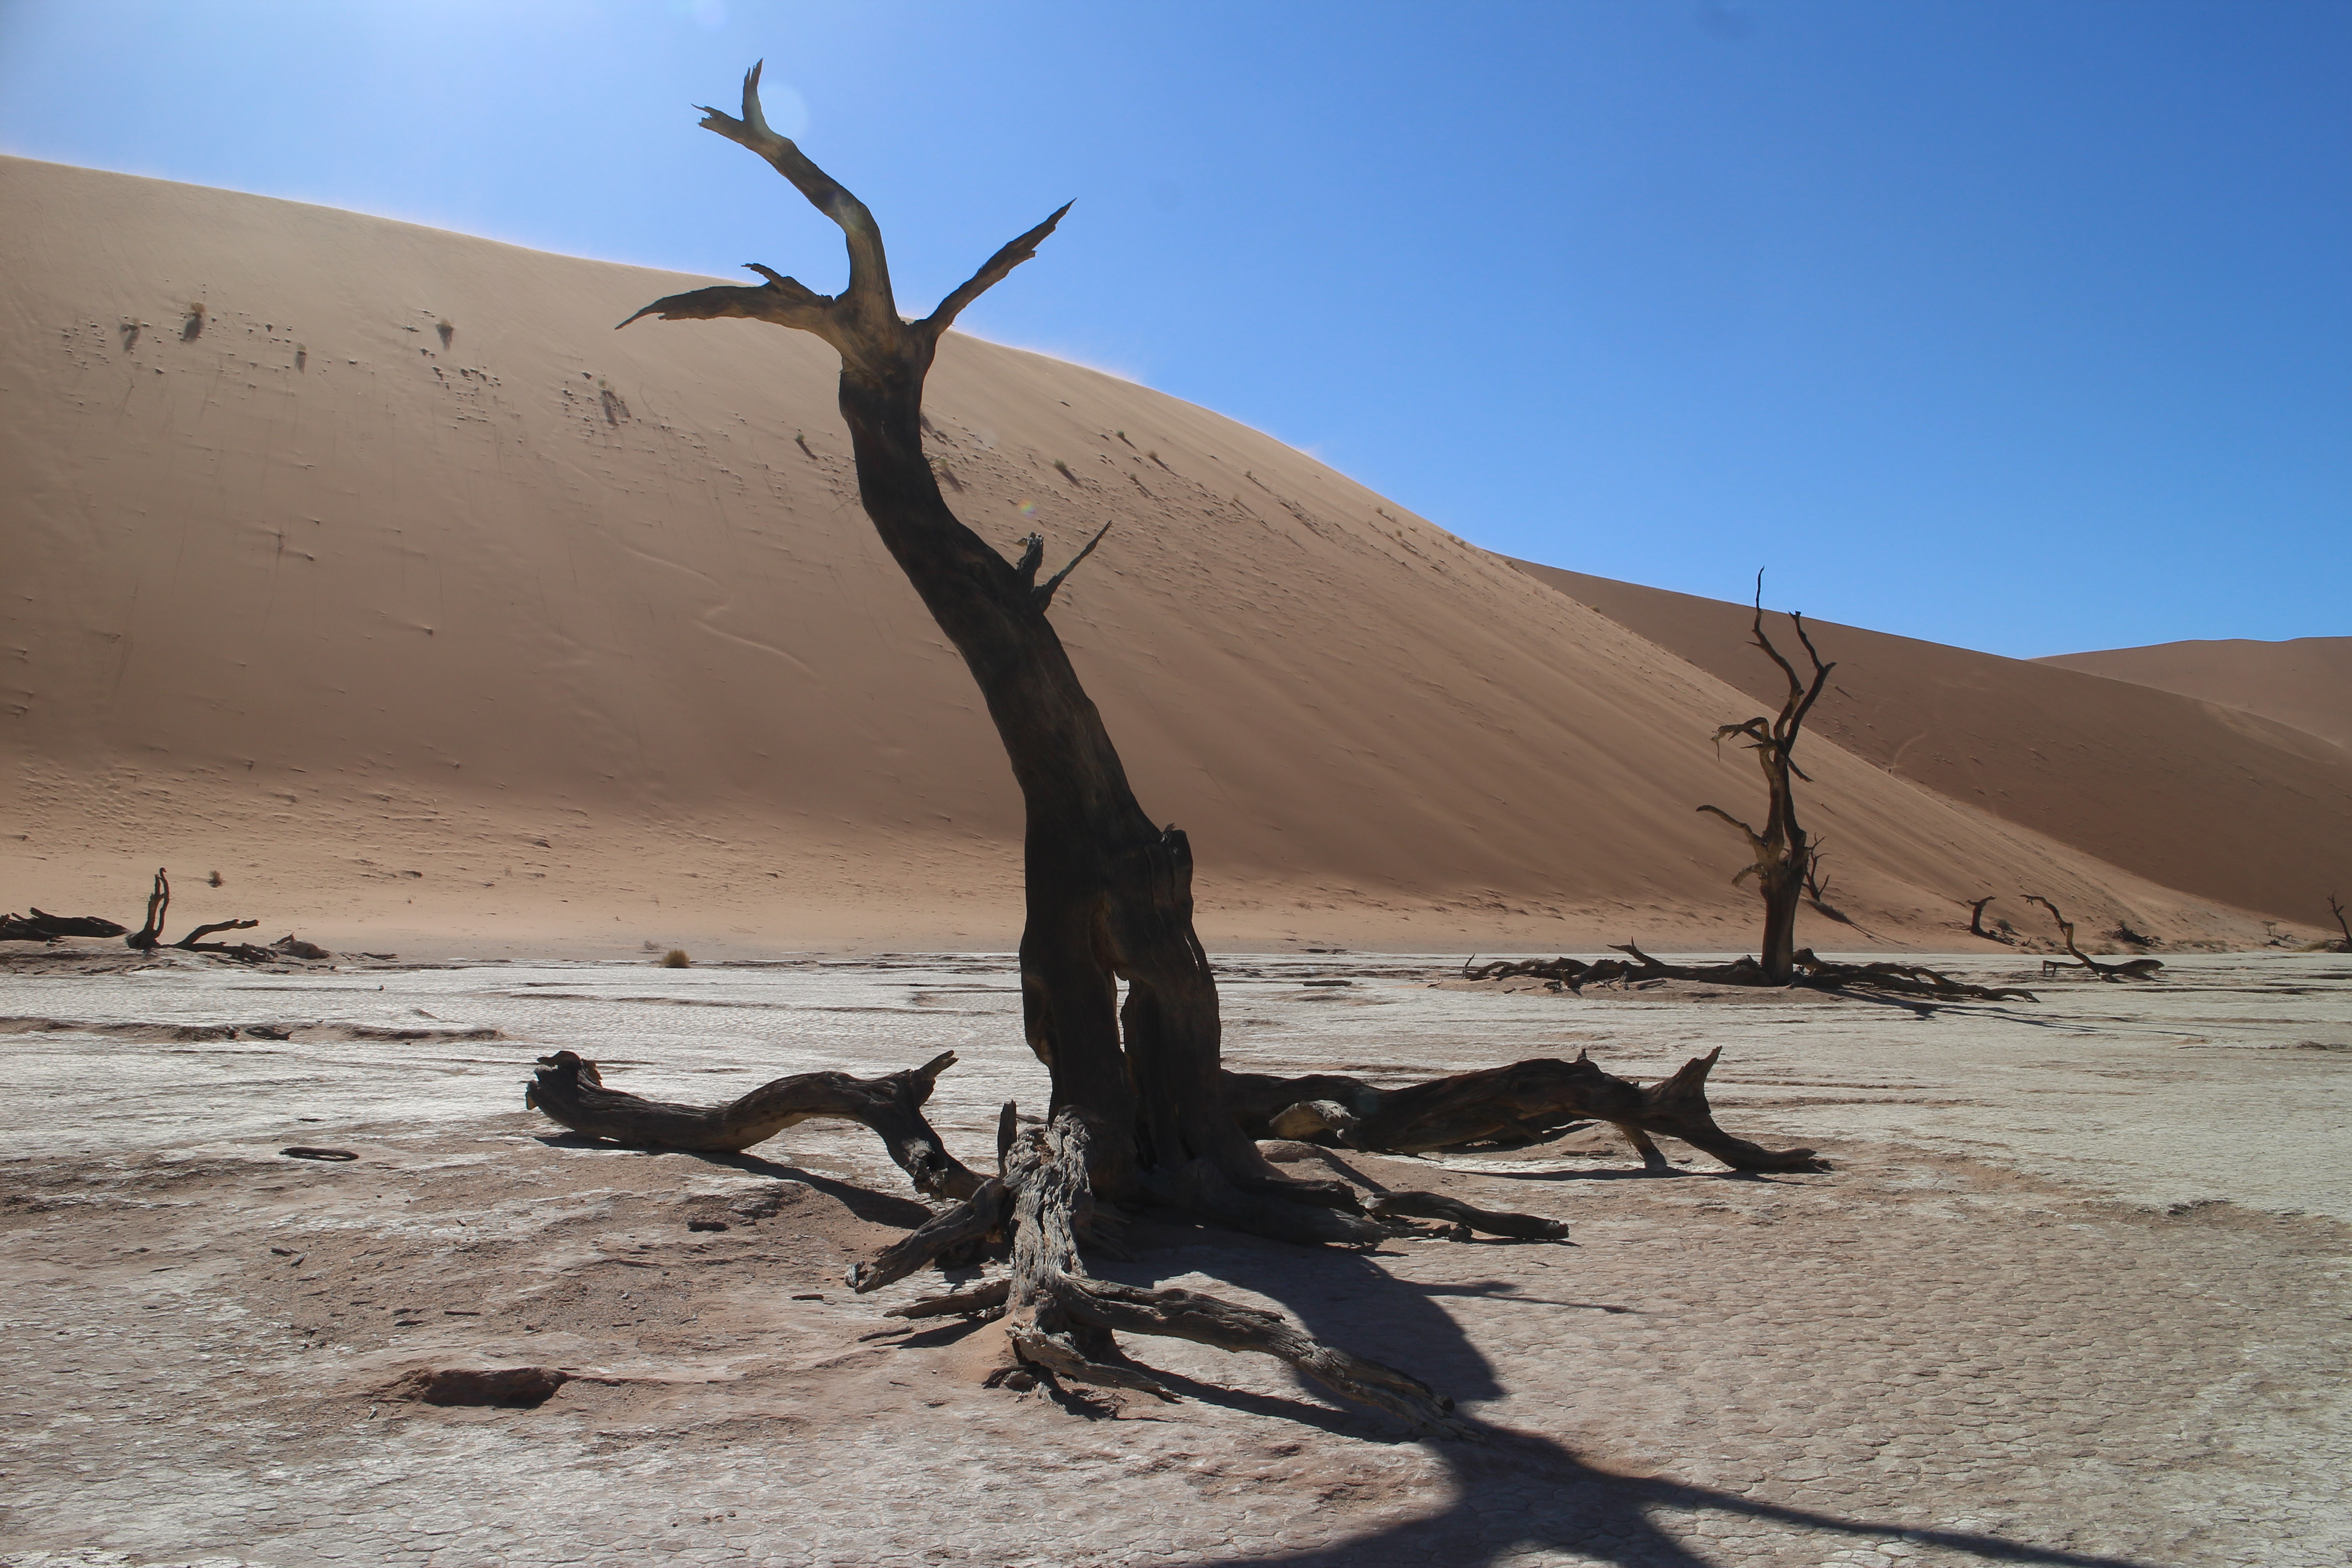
2, 0, 2344, 657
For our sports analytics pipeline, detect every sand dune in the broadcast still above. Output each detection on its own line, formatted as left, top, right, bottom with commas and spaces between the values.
1505, 564, 2352, 931
2038, 638, 2352, 756
1513, 564, 2352, 935
0, 157, 2318, 955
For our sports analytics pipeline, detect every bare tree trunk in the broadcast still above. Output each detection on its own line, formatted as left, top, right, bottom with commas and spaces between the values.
620, 65, 1350, 1221
1696, 578, 1833, 984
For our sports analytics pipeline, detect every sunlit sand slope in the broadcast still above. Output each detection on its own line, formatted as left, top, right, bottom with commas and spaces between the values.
2038, 638, 2352, 756
1515, 562, 2352, 928
0, 157, 2288, 952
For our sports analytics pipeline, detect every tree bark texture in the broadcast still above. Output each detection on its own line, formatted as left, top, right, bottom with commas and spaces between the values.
622, 65, 1263, 1205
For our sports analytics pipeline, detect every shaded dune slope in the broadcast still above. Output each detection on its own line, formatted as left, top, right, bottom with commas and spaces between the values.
2038, 639, 2352, 756
1514, 563, 2352, 928
0, 157, 2305, 951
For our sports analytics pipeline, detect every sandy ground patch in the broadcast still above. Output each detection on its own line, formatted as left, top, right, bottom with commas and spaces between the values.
1, 951, 2346, 1567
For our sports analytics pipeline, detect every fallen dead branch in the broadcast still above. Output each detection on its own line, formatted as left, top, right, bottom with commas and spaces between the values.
525, 1048, 985, 1201
0, 910, 128, 942
2024, 896, 2163, 981
1461, 942, 2035, 1004
1225, 1046, 1828, 1171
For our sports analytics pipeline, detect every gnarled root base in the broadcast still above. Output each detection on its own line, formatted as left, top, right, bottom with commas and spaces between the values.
1225, 1045, 1829, 1173
524, 1049, 984, 1201
861, 1107, 1470, 1437
1465, 942, 2035, 1003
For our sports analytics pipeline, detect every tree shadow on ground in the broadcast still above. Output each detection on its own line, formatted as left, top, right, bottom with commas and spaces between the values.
1116, 1223, 2160, 1568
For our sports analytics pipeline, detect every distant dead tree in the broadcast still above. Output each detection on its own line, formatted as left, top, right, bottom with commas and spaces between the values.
2024, 895, 2162, 981
123, 867, 283, 962
1965, 897, 2015, 945
591, 63, 1828, 1431
2326, 893, 2352, 953
1697, 576, 1833, 984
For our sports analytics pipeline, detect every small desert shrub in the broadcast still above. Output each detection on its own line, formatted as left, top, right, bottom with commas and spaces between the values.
1053, 459, 1075, 479
660, 948, 691, 968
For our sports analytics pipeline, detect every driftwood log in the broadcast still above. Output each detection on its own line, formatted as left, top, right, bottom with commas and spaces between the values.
0, 909, 128, 942
1225, 1047, 1828, 1172
2024, 896, 2163, 981
1462, 942, 2035, 1004
525, 1049, 984, 1201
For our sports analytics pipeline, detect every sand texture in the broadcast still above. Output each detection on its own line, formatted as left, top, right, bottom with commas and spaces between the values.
2038, 637, 2352, 756
1513, 563, 2352, 933
1, 155, 2321, 958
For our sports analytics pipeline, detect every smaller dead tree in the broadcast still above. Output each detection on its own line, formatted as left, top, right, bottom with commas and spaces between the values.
2325, 893, 2352, 953
1965, 897, 2015, 945
1698, 577, 1834, 984
2024, 895, 2162, 981
123, 868, 283, 962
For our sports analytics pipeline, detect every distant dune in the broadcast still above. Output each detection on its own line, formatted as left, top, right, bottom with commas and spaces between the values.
2, 157, 2326, 956
2038, 639, 2352, 756
1512, 564, 2352, 935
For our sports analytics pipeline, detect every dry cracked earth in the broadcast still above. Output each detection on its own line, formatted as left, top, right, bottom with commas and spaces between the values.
0, 949, 2346, 1568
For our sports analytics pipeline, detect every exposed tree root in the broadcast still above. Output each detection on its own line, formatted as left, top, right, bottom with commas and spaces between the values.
524, 1049, 985, 1201
1225, 1046, 1828, 1172
1461, 942, 2034, 1003
858, 1106, 1472, 1436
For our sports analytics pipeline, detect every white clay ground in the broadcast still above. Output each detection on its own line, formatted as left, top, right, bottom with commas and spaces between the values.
1, 949, 2346, 1568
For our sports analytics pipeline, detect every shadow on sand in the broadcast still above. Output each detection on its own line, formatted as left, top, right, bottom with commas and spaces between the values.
1103, 1214, 2160, 1568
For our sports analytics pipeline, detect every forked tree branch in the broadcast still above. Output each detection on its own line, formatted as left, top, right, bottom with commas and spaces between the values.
619, 61, 1067, 358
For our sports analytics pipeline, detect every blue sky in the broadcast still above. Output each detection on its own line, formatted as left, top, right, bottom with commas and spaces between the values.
2, 0, 2344, 657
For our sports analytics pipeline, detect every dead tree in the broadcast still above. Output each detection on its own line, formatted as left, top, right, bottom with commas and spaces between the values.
2327, 893, 2352, 953
1966, 896, 2015, 945
122, 868, 283, 962
612, 66, 1823, 1424
2024, 895, 2162, 981
1697, 578, 1833, 984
